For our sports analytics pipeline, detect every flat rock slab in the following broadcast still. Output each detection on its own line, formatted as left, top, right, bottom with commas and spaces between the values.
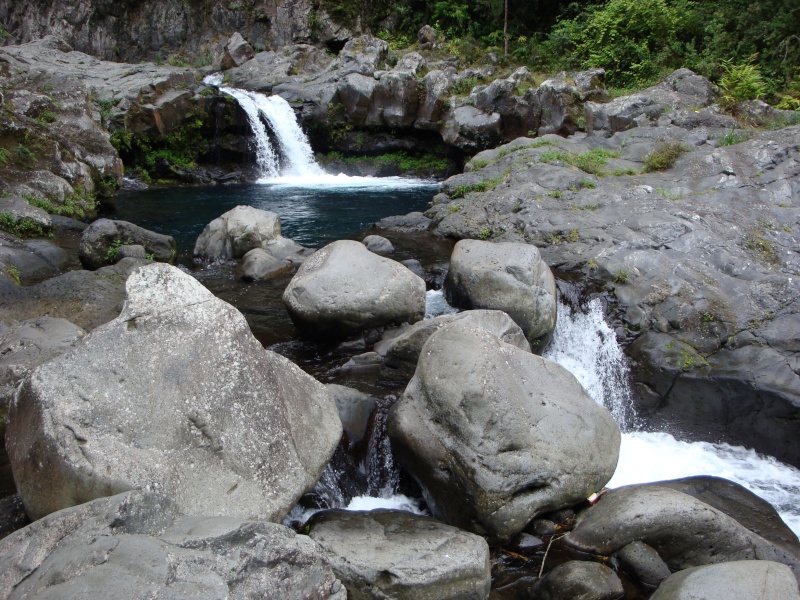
0, 491, 346, 599
650, 560, 800, 600
6, 263, 341, 521
307, 509, 491, 600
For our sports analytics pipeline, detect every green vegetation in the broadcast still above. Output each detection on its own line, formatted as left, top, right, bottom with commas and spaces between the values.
34, 111, 57, 125
451, 172, 508, 199
718, 58, 767, 109
318, 0, 797, 101
25, 189, 97, 220
7, 265, 20, 285
0, 148, 8, 167
613, 269, 629, 284
540, 147, 620, 175
105, 238, 134, 264
0, 212, 47, 238
717, 126, 749, 146
643, 141, 690, 172
477, 227, 493, 239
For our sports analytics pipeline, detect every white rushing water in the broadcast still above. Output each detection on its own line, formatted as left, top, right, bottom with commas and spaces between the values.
204, 73, 434, 188
544, 298, 800, 535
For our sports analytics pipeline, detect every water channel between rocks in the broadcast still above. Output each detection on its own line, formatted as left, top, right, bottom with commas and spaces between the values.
109, 176, 800, 536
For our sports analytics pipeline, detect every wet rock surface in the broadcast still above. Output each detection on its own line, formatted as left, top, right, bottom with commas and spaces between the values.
79, 218, 175, 269
533, 561, 624, 600
6, 263, 342, 521
0, 490, 346, 599
307, 509, 491, 600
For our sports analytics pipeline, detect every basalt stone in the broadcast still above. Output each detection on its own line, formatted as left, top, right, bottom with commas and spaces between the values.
115, 244, 147, 260
307, 509, 491, 600
388, 320, 620, 543
325, 384, 377, 447
0, 196, 52, 233
193, 206, 281, 262
441, 105, 503, 153
7, 263, 342, 522
220, 32, 255, 70
282, 240, 426, 338
238, 248, 292, 281
565, 484, 800, 580
0, 491, 346, 599
650, 560, 800, 600
534, 561, 624, 600
614, 541, 671, 589
79, 219, 175, 270
444, 239, 558, 347
362, 234, 394, 254
382, 309, 530, 372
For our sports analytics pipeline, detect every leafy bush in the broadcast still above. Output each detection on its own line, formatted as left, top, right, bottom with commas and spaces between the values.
718, 58, 767, 109
643, 141, 690, 171
0, 212, 47, 238
717, 127, 749, 146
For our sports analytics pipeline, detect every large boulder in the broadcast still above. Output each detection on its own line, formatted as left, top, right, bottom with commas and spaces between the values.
0, 196, 52, 234
79, 219, 175, 270
650, 560, 800, 600
388, 319, 621, 543
282, 240, 426, 338
6, 263, 342, 521
193, 205, 282, 262
307, 509, 491, 600
564, 484, 800, 580
441, 105, 503, 153
238, 248, 292, 281
0, 491, 346, 599
444, 239, 558, 347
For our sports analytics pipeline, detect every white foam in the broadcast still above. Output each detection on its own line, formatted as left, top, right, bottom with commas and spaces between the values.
346, 494, 427, 514
257, 173, 436, 188
425, 290, 458, 318
609, 431, 800, 535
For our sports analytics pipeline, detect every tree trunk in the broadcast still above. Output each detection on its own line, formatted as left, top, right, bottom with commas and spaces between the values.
504, 0, 508, 56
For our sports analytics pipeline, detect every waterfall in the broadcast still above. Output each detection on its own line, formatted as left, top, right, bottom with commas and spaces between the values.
544, 298, 639, 431
204, 74, 324, 181
543, 298, 800, 536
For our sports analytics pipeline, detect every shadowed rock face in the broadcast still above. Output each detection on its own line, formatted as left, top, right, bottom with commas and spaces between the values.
0, 491, 347, 600
424, 123, 800, 467
6, 263, 342, 522
389, 319, 620, 544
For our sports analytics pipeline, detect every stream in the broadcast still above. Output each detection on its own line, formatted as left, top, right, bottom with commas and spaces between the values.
107, 82, 800, 536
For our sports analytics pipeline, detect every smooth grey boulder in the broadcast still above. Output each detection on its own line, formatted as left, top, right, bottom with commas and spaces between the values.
307, 509, 491, 600
650, 560, 800, 600
7, 263, 342, 521
415, 69, 456, 131
220, 32, 255, 70
382, 309, 531, 372
369, 70, 420, 128
565, 484, 800, 580
79, 219, 175, 270
534, 561, 624, 600
374, 211, 432, 232
615, 541, 671, 589
239, 248, 292, 281
534, 77, 584, 137
282, 240, 426, 338
337, 73, 377, 125
0, 491, 346, 600
361, 234, 394, 254
0, 232, 67, 285
193, 205, 281, 262
444, 239, 558, 347
388, 320, 620, 543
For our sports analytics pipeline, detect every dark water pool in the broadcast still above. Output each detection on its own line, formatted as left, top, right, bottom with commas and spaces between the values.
108, 180, 441, 262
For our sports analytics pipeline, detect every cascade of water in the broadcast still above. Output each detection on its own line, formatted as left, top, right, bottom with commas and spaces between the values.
214, 81, 323, 179
544, 298, 639, 431
218, 87, 280, 178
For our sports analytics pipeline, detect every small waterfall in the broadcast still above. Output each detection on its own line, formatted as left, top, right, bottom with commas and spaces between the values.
205, 74, 323, 180
544, 298, 639, 431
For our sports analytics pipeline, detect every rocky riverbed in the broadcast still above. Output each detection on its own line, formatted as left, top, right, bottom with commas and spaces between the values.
1, 28, 800, 600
